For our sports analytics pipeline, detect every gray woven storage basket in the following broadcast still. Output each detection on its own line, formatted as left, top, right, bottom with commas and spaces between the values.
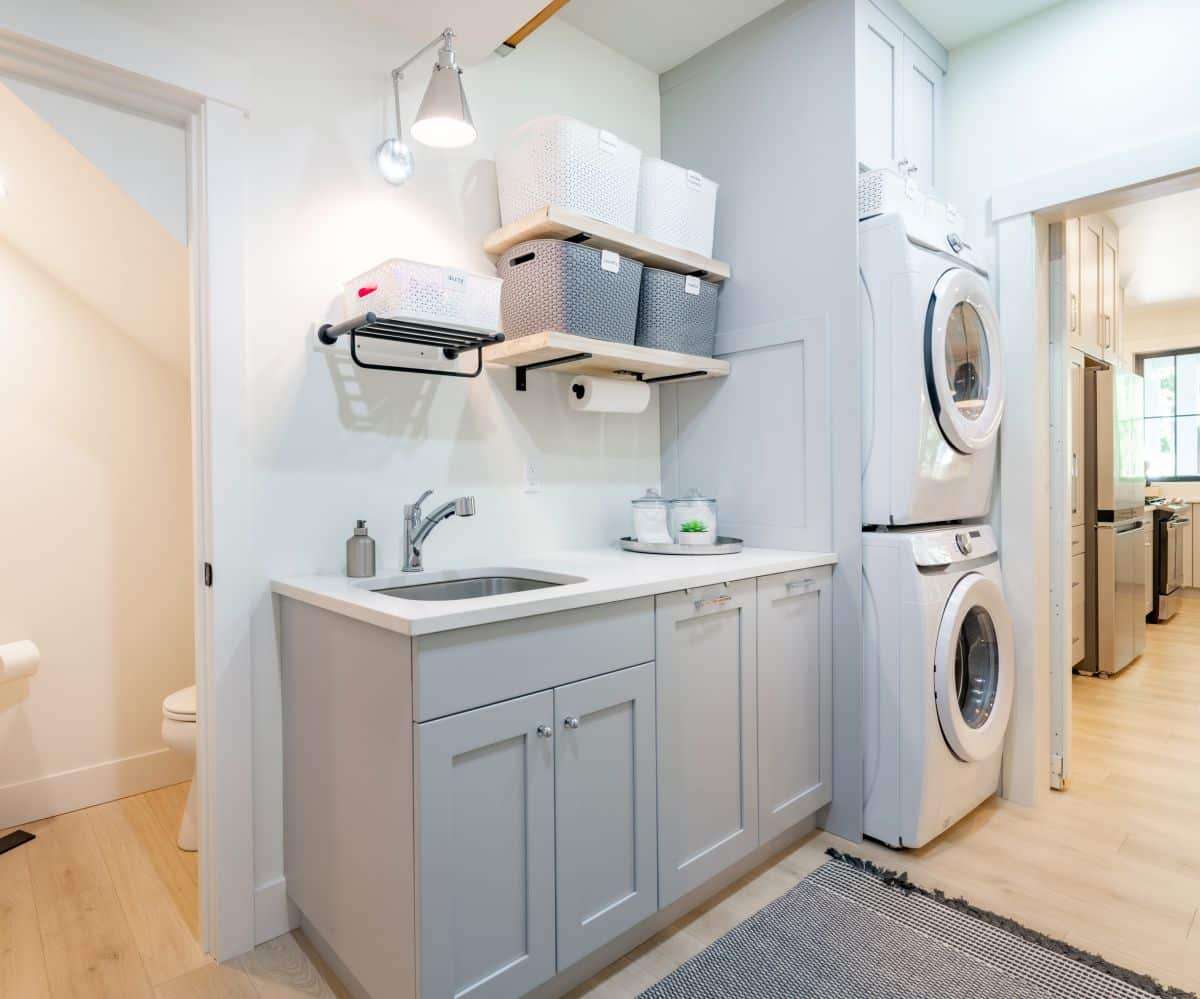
634, 267, 719, 356
497, 239, 643, 343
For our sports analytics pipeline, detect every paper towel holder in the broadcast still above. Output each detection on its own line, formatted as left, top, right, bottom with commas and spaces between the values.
515, 356, 710, 392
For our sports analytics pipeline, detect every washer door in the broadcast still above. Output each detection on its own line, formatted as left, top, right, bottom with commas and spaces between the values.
924, 268, 1004, 454
933, 572, 1014, 763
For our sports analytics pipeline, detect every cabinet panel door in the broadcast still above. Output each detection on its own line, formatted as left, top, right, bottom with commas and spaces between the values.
417, 692, 555, 999
856, 0, 903, 173
1072, 552, 1086, 666
1102, 238, 1118, 361
555, 663, 657, 970
1070, 352, 1085, 528
900, 37, 943, 193
1063, 219, 1082, 349
1147, 524, 1155, 615
1080, 217, 1103, 359
757, 570, 832, 841
656, 579, 758, 907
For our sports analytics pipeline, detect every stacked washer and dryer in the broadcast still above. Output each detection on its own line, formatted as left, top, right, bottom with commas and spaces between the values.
858, 172, 1015, 849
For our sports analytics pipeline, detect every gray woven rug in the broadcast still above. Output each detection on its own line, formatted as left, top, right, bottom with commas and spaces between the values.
638, 852, 1195, 999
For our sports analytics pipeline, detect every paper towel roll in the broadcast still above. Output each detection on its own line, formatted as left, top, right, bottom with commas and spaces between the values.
0, 640, 39, 684
569, 376, 651, 414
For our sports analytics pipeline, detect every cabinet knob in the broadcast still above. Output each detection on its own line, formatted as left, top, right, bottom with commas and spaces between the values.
536, 725, 553, 739
563, 716, 580, 730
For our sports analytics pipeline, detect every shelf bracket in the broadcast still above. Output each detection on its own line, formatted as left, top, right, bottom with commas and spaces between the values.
514, 352, 593, 391
642, 370, 710, 384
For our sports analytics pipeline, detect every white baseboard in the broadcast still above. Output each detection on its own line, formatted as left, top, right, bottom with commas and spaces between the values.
255, 875, 297, 945
0, 747, 193, 829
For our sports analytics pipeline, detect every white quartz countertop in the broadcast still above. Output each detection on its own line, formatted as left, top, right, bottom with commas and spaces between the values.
272, 546, 838, 637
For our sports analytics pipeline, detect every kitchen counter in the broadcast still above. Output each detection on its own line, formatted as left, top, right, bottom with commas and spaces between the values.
272, 545, 838, 636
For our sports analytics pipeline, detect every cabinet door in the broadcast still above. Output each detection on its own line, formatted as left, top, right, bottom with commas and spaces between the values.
900, 37, 943, 193
856, 0, 903, 174
757, 570, 832, 841
1080, 216, 1103, 360
1070, 352, 1085, 528
1146, 522, 1155, 615
1072, 552, 1086, 666
1060, 219, 1082, 349
417, 692, 555, 999
555, 663, 657, 969
656, 579, 757, 907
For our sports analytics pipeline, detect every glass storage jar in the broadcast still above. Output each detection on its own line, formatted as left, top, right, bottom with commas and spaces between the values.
670, 489, 718, 545
631, 488, 672, 543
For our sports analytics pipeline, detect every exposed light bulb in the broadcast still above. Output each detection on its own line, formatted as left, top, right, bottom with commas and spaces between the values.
376, 138, 414, 185
409, 117, 476, 149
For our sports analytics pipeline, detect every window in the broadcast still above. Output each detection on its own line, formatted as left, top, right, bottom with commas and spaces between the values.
1142, 349, 1200, 479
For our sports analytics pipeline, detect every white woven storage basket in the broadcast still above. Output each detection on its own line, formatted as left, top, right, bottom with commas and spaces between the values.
857, 167, 926, 221
496, 116, 642, 229
636, 157, 718, 257
343, 259, 501, 331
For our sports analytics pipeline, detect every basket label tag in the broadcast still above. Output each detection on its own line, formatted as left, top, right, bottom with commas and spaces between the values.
600, 250, 620, 273
685, 275, 702, 295
686, 169, 704, 191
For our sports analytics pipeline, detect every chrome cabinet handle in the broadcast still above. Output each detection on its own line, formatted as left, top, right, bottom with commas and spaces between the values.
693, 594, 731, 611
786, 577, 816, 594
1070, 292, 1078, 332
563, 717, 580, 730
536, 725, 553, 739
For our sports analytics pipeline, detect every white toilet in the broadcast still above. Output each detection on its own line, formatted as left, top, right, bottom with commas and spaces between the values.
161, 685, 198, 852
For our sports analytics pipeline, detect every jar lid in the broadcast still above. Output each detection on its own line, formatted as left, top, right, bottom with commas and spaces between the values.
671, 487, 716, 504
633, 488, 669, 506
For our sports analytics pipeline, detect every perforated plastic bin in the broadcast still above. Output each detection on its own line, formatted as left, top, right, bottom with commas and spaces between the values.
636, 157, 718, 257
497, 239, 643, 344
634, 267, 719, 357
344, 258, 501, 331
496, 116, 642, 229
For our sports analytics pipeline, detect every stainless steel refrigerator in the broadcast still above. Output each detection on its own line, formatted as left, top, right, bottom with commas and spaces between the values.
1085, 365, 1147, 675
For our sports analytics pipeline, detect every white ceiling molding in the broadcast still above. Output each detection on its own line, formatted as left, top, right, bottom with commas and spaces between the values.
896, 0, 1065, 49
0, 81, 190, 374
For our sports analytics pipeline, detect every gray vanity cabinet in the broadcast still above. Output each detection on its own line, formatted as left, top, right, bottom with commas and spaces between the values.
416, 691, 556, 999
655, 579, 758, 907
756, 567, 833, 840
554, 662, 657, 968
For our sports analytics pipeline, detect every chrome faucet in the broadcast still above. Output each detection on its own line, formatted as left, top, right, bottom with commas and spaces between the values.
403, 490, 476, 572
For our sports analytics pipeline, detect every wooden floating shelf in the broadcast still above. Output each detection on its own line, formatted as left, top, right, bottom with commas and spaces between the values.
483, 206, 731, 284
485, 331, 730, 391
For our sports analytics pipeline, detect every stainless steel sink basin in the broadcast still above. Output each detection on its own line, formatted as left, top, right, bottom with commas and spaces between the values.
372, 575, 568, 602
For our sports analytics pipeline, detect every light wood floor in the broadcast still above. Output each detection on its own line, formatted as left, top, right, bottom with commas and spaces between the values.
0, 781, 350, 999
574, 594, 1200, 996
8, 596, 1199, 998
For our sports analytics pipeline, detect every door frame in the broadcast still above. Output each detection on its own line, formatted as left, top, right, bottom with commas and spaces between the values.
0, 20, 256, 960
990, 129, 1200, 804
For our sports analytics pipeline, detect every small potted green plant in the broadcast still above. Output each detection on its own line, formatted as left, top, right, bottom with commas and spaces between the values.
677, 518, 713, 546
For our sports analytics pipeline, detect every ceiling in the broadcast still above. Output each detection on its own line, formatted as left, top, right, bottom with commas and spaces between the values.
559, 0, 785, 74
1110, 186, 1200, 308
896, 0, 1065, 49
0, 82, 190, 374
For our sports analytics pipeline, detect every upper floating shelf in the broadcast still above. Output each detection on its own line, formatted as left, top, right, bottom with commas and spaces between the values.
483, 206, 731, 284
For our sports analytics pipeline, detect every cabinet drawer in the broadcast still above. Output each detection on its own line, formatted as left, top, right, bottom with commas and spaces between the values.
412, 598, 653, 721
1072, 551, 1085, 591
1071, 525, 1086, 556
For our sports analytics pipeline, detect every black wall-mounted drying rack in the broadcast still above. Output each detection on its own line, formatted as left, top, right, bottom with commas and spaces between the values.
317, 312, 505, 378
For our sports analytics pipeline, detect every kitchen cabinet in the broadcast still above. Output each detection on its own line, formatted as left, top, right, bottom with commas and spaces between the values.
1072, 550, 1086, 666
1146, 515, 1155, 615
757, 569, 832, 840
1070, 352, 1085, 528
554, 663, 657, 969
1055, 215, 1121, 363
1185, 512, 1195, 589
1056, 219, 1083, 351
655, 578, 758, 907
1079, 216, 1104, 360
417, 692, 556, 999
1102, 221, 1119, 362
856, 0, 944, 194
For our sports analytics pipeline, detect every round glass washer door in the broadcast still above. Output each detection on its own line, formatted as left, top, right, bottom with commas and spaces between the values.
933, 572, 1014, 763
924, 268, 1004, 454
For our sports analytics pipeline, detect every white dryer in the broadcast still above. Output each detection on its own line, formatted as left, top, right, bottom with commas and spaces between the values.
860, 211, 1004, 527
863, 524, 1014, 848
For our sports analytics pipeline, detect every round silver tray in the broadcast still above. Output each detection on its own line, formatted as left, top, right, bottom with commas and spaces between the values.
619, 536, 744, 555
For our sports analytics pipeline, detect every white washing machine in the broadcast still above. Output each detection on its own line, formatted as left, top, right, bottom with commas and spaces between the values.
860, 210, 1004, 527
863, 524, 1014, 849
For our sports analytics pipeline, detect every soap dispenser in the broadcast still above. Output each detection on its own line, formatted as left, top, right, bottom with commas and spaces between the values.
346, 520, 376, 578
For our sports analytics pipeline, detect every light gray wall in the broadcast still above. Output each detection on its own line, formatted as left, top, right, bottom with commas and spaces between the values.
657, 0, 862, 839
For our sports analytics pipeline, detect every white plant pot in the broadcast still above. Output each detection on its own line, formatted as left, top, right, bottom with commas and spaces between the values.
677, 531, 713, 546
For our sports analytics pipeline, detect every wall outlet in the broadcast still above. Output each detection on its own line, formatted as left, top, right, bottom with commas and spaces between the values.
523, 462, 541, 494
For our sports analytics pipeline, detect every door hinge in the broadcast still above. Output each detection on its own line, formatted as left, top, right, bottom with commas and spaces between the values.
1050, 753, 1068, 790
203, 563, 213, 587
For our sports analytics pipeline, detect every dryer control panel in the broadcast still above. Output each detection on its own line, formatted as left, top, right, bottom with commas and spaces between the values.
907, 525, 998, 567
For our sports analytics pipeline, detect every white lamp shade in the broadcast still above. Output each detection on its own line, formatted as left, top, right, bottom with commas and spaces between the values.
411, 63, 476, 148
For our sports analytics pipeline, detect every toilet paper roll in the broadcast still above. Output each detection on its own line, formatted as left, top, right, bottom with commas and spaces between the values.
0, 640, 39, 684
569, 376, 651, 414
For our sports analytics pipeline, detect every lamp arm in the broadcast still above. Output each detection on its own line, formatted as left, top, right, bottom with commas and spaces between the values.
389, 27, 455, 140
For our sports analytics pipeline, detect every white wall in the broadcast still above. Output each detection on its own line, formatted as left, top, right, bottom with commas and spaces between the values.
0, 238, 194, 825
944, 0, 1200, 247
71, 1, 663, 920
1123, 298, 1200, 362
